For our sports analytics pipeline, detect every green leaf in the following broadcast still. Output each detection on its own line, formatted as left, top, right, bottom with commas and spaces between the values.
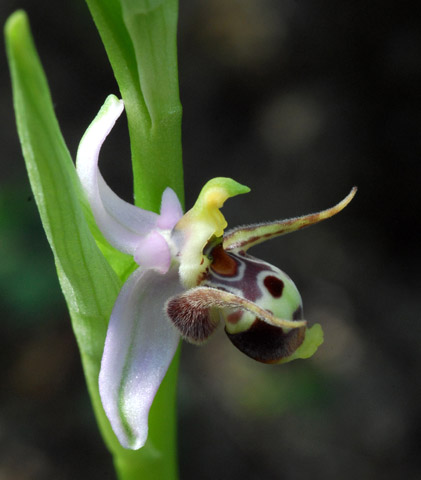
4, 8, 126, 454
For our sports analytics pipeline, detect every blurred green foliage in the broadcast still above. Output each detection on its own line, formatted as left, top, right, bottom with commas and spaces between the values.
0, 184, 62, 325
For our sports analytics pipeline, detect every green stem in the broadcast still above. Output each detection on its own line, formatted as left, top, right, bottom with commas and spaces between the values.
85, 0, 184, 211
84, 1, 184, 479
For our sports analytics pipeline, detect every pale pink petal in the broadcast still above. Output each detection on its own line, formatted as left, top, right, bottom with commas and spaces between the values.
156, 187, 183, 230
133, 231, 172, 273
99, 267, 183, 450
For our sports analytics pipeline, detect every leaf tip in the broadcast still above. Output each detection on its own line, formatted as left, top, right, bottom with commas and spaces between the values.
5, 10, 28, 41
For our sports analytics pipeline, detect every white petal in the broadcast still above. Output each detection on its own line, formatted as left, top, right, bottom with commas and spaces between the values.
98, 174, 158, 235
76, 95, 158, 254
99, 267, 183, 449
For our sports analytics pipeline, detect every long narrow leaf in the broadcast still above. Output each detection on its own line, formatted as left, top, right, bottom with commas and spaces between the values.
5, 9, 123, 452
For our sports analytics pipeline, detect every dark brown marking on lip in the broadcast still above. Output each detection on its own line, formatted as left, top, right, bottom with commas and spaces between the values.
263, 275, 284, 298
225, 319, 305, 364
226, 310, 243, 324
210, 245, 238, 276
293, 305, 303, 320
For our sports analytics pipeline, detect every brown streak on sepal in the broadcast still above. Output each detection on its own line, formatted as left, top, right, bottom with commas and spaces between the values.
166, 293, 220, 344
226, 319, 306, 364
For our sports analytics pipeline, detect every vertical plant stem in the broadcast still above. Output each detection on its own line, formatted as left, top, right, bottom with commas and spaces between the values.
84, 1, 184, 478
85, 0, 184, 212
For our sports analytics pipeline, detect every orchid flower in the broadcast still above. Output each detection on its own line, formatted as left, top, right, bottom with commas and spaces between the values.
76, 94, 356, 450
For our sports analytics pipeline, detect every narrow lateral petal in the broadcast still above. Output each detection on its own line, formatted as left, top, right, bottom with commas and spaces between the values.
99, 267, 183, 450
76, 95, 159, 254
223, 187, 357, 252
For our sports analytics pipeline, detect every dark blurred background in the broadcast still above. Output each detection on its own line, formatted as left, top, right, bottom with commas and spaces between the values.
1, 1, 420, 479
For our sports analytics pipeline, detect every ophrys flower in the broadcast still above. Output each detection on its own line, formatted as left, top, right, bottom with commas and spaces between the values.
77, 95, 356, 449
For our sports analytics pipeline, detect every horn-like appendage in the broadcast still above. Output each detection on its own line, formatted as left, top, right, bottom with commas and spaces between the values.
223, 187, 357, 252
